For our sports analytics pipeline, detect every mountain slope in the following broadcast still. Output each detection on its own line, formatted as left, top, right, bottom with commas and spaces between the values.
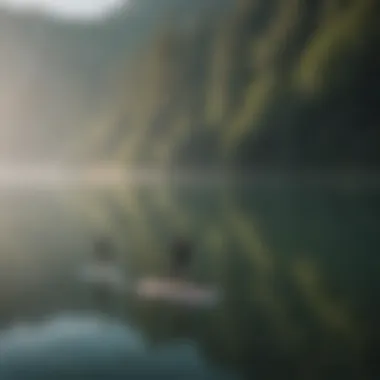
0, 0, 378, 169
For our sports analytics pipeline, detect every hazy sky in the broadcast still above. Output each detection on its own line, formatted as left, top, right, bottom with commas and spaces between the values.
0, 0, 129, 20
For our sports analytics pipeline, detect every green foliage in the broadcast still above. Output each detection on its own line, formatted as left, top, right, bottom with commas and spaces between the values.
295, 0, 375, 95
0, 0, 378, 167
108, 0, 379, 168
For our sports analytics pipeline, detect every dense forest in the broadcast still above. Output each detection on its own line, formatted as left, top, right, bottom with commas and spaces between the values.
0, 0, 379, 169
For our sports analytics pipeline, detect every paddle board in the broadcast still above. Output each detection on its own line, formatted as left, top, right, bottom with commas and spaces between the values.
135, 277, 222, 308
79, 266, 221, 308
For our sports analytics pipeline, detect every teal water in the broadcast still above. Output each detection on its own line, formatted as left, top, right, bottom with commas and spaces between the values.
0, 181, 379, 379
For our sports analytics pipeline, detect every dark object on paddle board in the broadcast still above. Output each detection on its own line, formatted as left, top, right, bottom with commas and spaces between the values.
133, 237, 222, 308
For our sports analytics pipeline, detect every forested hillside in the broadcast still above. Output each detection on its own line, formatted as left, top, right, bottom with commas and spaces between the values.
0, 0, 378, 169
94, 0, 379, 169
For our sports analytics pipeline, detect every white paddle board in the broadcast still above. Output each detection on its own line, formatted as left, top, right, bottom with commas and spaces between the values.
135, 277, 222, 308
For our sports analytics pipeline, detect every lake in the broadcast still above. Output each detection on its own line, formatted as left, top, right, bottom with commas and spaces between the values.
0, 178, 379, 379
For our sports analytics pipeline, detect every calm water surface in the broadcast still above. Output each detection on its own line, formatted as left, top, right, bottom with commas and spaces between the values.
0, 180, 379, 379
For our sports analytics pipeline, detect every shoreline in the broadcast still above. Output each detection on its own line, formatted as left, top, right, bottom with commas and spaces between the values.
0, 164, 378, 189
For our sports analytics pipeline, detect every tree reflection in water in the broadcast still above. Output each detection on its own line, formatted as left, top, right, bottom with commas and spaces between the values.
0, 181, 378, 379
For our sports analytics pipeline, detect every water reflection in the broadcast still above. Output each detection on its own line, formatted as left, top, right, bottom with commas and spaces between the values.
0, 312, 238, 379
0, 182, 378, 379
